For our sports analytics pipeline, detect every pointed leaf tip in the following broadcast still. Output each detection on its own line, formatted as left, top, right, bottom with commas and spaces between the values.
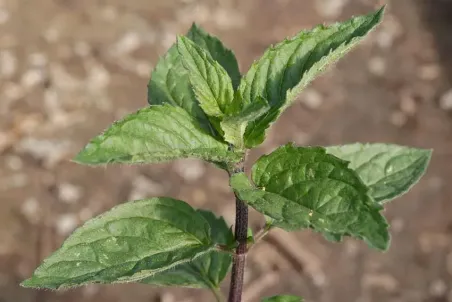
73, 105, 241, 166
240, 7, 386, 148
326, 143, 432, 203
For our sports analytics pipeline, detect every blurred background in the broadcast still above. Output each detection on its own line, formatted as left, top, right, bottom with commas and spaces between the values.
1, 0, 452, 301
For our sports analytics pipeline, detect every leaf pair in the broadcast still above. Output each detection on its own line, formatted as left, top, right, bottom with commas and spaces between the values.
75, 7, 386, 166
22, 198, 233, 291
231, 143, 431, 251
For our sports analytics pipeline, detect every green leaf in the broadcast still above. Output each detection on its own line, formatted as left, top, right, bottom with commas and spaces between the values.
262, 295, 303, 302
141, 210, 233, 289
74, 104, 242, 165
148, 24, 240, 136
186, 23, 241, 90
326, 143, 432, 203
177, 35, 235, 118
240, 7, 385, 147
147, 41, 214, 135
21, 198, 216, 289
230, 144, 390, 251
220, 96, 270, 147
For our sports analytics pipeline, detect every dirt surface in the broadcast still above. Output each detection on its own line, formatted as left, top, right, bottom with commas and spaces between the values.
1, 0, 452, 301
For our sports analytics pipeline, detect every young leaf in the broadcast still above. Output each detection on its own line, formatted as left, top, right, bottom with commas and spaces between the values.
141, 210, 233, 289
326, 143, 432, 203
147, 42, 214, 135
74, 104, 242, 165
230, 144, 390, 251
262, 295, 304, 302
177, 36, 235, 117
148, 23, 240, 135
240, 7, 385, 147
186, 23, 241, 89
21, 198, 216, 289
220, 96, 270, 148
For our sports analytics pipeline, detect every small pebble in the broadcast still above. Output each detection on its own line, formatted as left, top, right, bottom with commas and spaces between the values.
368, 56, 386, 76
439, 89, 452, 111
0, 8, 9, 24
21, 69, 45, 88
174, 159, 205, 182
43, 27, 60, 43
301, 89, 323, 109
58, 183, 83, 204
390, 218, 404, 233
5, 155, 23, 171
55, 214, 79, 235
362, 273, 399, 292
82, 284, 100, 297
390, 111, 407, 127
315, 0, 349, 19
213, 8, 246, 29
129, 175, 164, 200
86, 62, 110, 91
400, 91, 417, 116
0, 50, 17, 77
28, 52, 48, 67
21, 198, 40, 223
112, 32, 141, 56
375, 17, 403, 49
418, 64, 441, 80
17, 138, 72, 168
429, 279, 447, 297
100, 5, 118, 21
136, 61, 152, 78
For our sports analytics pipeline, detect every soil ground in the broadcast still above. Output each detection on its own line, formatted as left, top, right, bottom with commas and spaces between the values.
1, 0, 452, 301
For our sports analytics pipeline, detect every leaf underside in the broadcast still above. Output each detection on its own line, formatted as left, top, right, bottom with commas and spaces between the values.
141, 210, 233, 289
21, 198, 216, 289
74, 104, 242, 165
231, 144, 389, 250
241, 7, 385, 148
326, 143, 432, 203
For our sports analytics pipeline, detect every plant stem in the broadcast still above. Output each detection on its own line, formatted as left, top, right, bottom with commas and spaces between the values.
227, 156, 248, 302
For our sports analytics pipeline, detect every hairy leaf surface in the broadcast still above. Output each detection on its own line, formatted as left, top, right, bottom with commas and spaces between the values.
147, 41, 213, 134
231, 144, 389, 250
220, 96, 270, 147
186, 23, 241, 89
241, 7, 385, 147
177, 36, 234, 117
141, 210, 233, 289
74, 105, 241, 165
326, 143, 432, 203
148, 24, 240, 135
21, 198, 215, 289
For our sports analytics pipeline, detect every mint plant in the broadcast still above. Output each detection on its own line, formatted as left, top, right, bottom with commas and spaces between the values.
21, 6, 432, 302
